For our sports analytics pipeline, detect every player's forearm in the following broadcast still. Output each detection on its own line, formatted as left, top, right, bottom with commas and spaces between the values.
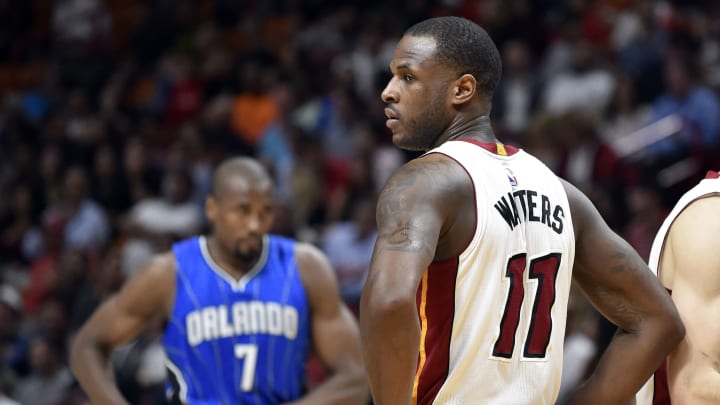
568, 318, 684, 404
293, 364, 367, 405
360, 294, 419, 405
70, 339, 129, 405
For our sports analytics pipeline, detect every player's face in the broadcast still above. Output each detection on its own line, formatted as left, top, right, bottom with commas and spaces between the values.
381, 35, 454, 151
207, 178, 275, 263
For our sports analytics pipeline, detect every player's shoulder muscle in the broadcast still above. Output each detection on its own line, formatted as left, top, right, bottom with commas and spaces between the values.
294, 242, 341, 309
117, 251, 177, 319
666, 196, 720, 292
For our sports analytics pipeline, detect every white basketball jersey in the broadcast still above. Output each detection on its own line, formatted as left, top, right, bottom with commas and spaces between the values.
636, 170, 720, 405
412, 140, 576, 405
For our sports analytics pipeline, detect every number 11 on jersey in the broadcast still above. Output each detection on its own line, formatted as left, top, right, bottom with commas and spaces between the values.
493, 253, 561, 359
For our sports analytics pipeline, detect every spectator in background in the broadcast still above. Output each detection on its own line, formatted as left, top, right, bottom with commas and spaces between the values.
646, 47, 720, 164
119, 138, 162, 208
90, 143, 132, 221
492, 39, 543, 139
257, 82, 301, 198
601, 73, 652, 143
0, 285, 22, 366
623, 177, 668, 262
288, 131, 326, 232
47, 250, 89, 317
555, 109, 621, 190
51, 0, 113, 93
230, 56, 279, 149
0, 377, 19, 405
0, 185, 39, 265
173, 124, 215, 211
613, 0, 665, 105
320, 86, 367, 162
326, 151, 376, 225
68, 246, 124, 332
0, 312, 19, 403
120, 169, 203, 276
52, 166, 109, 253
543, 34, 616, 116
37, 145, 64, 210
321, 197, 377, 310
13, 335, 73, 405
557, 291, 598, 404
345, 24, 395, 103
161, 53, 204, 134
10, 300, 70, 378
22, 213, 66, 314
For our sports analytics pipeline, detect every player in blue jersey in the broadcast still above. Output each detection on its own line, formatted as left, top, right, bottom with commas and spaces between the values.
70, 157, 368, 405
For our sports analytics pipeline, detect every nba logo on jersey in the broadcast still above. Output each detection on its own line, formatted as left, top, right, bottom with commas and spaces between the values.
505, 167, 518, 187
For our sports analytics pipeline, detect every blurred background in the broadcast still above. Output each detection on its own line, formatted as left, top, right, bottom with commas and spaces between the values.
0, 0, 718, 404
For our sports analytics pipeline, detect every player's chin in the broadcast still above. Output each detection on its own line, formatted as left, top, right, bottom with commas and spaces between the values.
392, 133, 425, 152
234, 239, 262, 261
234, 247, 261, 263
391, 132, 411, 149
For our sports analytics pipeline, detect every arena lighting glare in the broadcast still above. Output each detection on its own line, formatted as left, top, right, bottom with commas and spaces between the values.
611, 114, 683, 159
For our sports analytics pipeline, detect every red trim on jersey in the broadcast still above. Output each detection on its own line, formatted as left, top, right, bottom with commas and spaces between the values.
457, 138, 520, 156
653, 359, 670, 405
653, 287, 672, 405
414, 257, 459, 405
705, 170, 720, 179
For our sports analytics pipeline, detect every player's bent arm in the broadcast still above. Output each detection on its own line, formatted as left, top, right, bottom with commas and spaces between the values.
561, 180, 685, 404
70, 253, 175, 405
664, 197, 720, 404
294, 243, 368, 405
360, 156, 464, 405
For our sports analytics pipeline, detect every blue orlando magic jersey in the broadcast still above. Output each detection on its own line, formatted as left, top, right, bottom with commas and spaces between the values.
162, 235, 311, 405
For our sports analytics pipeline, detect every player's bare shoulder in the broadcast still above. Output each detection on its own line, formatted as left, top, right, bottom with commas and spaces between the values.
379, 153, 473, 208
119, 251, 178, 319
294, 242, 340, 303
665, 195, 720, 287
377, 153, 474, 259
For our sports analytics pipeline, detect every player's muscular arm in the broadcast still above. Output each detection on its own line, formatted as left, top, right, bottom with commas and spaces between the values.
664, 197, 720, 404
360, 155, 468, 405
293, 243, 368, 405
70, 253, 175, 405
561, 180, 684, 405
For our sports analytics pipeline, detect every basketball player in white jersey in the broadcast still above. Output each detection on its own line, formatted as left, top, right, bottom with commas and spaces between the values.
360, 16, 684, 405
636, 170, 720, 405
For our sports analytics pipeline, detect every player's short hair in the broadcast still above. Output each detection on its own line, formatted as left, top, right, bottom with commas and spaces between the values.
211, 157, 272, 197
406, 16, 502, 96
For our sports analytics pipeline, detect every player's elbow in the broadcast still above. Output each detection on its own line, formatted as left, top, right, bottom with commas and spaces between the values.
664, 308, 685, 346
652, 303, 685, 351
360, 285, 416, 324
69, 333, 89, 375
69, 329, 102, 376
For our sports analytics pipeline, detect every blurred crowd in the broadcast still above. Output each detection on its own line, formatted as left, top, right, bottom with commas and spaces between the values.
0, 0, 719, 404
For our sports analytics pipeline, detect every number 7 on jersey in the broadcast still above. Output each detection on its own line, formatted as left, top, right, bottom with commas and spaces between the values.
234, 343, 258, 391
493, 253, 561, 359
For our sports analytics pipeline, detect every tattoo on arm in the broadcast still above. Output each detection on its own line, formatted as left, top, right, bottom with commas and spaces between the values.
593, 287, 647, 328
581, 238, 651, 329
608, 239, 648, 274
375, 158, 465, 261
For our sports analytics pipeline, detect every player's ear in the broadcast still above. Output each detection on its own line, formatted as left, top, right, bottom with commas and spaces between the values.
206, 195, 218, 222
451, 73, 477, 106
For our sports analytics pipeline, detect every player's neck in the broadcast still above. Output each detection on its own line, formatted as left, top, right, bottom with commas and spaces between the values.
437, 114, 497, 147
205, 237, 258, 279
